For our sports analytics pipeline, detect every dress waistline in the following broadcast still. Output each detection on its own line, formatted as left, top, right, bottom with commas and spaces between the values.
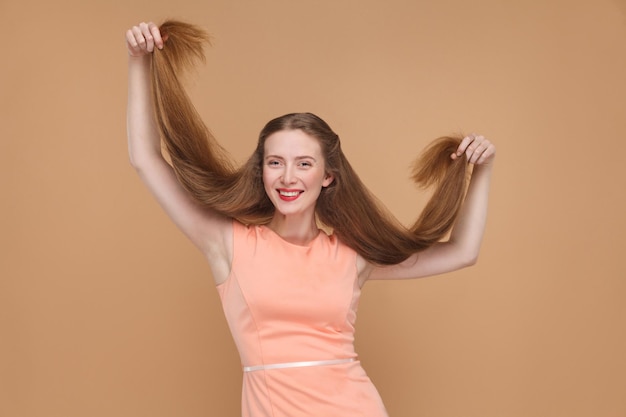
243, 357, 356, 373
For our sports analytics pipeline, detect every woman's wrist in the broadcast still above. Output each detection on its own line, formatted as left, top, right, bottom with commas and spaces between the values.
127, 53, 152, 63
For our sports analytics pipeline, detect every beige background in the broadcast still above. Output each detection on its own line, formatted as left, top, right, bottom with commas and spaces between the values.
2, 0, 625, 416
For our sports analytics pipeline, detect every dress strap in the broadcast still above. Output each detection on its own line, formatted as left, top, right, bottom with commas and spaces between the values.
243, 357, 356, 373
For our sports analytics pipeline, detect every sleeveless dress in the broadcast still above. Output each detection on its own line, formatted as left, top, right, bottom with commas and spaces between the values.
216, 221, 388, 417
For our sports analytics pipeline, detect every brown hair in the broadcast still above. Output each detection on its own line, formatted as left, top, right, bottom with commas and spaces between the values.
151, 20, 469, 265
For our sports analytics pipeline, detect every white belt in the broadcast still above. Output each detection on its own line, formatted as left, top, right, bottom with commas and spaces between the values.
243, 357, 356, 373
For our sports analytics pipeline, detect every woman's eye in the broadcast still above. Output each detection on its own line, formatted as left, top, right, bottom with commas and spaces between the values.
299, 161, 312, 168
267, 160, 281, 166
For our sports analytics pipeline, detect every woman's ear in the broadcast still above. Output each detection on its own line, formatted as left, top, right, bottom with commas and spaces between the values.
322, 174, 334, 187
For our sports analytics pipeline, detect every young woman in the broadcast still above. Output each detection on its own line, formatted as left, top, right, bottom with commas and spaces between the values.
126, 20, 495, 417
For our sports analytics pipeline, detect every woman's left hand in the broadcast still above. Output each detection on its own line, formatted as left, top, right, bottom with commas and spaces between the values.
126, 21, 165, 57
451, 134, 496, 165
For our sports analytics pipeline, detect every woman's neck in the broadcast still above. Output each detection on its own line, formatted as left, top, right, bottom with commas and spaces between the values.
267, 215, 319, 246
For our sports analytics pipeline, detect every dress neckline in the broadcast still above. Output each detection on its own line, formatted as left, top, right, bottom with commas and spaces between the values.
259, 225, 324, 248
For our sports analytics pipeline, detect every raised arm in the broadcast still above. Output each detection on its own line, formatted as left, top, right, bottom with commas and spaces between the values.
126, 23, 165, 168
363, 134, 495, 282
125, 22, 232, 283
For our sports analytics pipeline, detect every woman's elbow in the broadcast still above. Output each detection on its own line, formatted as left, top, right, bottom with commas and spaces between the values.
128, 154, 146, 174
458, 250, 479, 269
128, 149, 159, 172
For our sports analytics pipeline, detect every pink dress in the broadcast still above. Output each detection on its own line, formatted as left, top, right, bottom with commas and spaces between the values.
216, 221, 388, 417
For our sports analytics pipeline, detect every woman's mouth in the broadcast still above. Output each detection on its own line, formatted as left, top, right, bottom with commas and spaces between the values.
278, 189, 302, 201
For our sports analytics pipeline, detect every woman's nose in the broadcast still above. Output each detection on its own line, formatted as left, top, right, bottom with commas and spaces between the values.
281, 166, 296, 184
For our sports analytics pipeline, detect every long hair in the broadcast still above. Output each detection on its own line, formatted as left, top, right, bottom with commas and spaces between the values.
151, 20, 470, 265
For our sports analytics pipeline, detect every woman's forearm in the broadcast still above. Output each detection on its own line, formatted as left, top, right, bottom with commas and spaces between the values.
448, 162, 494, 264
126, 55, 162, 167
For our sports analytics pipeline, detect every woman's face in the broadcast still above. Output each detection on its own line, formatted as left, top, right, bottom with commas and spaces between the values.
262, 129, 334, 219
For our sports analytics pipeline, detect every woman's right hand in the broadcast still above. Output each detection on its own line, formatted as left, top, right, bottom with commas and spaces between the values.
125, 22, 165, 57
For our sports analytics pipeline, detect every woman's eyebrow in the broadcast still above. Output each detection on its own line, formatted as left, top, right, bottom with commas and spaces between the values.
264, 155, 317, 161
295, 155, 317, 161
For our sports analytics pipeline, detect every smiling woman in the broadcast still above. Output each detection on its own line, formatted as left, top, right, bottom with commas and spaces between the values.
262, 129, 334, 240
126, 19, 495, 417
